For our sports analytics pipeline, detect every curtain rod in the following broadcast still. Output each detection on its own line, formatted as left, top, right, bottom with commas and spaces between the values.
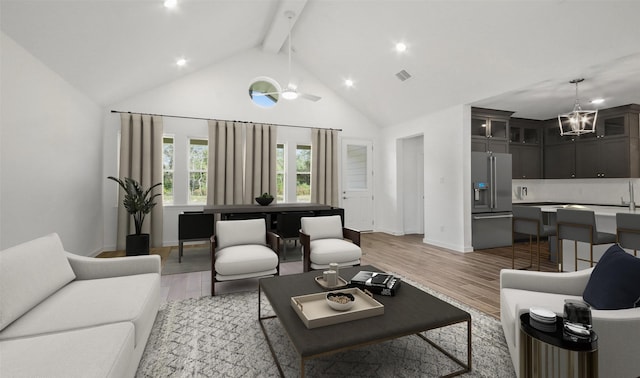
110, 110, 342, 132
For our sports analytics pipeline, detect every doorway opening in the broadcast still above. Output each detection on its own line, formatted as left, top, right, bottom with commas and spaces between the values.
399, 135, 424, 235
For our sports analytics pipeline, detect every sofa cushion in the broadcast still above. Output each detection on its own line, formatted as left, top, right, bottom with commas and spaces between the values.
0, 322, 134, 378
216, 219, 266, 250
301, 215, 343, 241
0, 233, 76, 331
309, 238, 362, 265
215, 245, 278, 276
583, 244, 640, 310
0, 273, 159, 350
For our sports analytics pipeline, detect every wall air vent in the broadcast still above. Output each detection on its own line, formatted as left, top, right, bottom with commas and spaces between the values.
395, 69, 412, 82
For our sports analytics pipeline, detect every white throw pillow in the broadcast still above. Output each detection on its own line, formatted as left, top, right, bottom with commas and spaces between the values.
216, 219, 266, 250
0, 233, 76, 331
301, 215, 343, 241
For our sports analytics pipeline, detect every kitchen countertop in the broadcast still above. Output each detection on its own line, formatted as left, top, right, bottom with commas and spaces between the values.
528, 203, 637, 216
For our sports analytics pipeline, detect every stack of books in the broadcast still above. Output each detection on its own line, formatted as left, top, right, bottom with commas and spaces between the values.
348, 271, 401, 296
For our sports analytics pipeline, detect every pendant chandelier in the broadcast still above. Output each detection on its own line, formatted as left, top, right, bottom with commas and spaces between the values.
557, 78, 598, 136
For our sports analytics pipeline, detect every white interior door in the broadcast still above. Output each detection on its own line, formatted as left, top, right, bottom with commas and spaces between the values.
342, 139, 373, 231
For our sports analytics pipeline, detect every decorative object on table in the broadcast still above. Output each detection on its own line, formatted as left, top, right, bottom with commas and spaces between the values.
291, 287, 383, 329
557, 78, 597, 136
349, 270, 401, 296
329, 262, 339, 277
529, 307, 557, 332
108, 176, 162, 256
323, 270, 338, 286
314, 275, 348, 289
255, 192, 274, 206
326, 292, 355, 311
563, 299, 593, 341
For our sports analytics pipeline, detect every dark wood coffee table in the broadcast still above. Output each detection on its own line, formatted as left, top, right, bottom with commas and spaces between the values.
258, 265, 472, 377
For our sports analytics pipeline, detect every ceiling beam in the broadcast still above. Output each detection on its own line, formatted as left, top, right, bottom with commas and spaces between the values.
261, 0, 308, 54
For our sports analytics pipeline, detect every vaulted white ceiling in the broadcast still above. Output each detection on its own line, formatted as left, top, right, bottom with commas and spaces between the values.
2, 0, 640, 126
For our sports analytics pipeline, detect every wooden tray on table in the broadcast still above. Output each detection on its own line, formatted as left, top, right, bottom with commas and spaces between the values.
290, 287, 384, 329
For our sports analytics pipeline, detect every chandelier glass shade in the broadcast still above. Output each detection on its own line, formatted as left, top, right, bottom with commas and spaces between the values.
558, 78, 598, 136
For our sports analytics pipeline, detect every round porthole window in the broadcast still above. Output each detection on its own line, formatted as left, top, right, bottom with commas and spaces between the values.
248, 77, 281, 108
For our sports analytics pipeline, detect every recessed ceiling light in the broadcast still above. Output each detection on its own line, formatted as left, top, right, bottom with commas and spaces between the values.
344, 79, 354, 87
164, 0, 177, 9
395, 42, 407, 53
590, 98, 605, 104
176, 58, 187, 67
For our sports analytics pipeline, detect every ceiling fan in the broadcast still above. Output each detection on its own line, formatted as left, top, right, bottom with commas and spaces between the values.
253, 10, 321, 102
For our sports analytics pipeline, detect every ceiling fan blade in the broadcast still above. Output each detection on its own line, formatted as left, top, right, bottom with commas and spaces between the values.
299, 92, 322, 102
251, 91, 280, 96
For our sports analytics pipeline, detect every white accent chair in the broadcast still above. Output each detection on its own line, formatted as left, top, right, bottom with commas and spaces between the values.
211, 218, 280, 295
500, 268, 640, 377
299, 215, 362, 272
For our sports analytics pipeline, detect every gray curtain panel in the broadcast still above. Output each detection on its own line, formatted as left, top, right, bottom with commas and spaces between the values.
117, 113, 164, 249
207, 121, 277, 205
311, 128, 339, 206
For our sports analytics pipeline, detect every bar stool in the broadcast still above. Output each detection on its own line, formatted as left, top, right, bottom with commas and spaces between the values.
616, 213, 640, 256
556, 208, 617, 271
512, 206, 556, 270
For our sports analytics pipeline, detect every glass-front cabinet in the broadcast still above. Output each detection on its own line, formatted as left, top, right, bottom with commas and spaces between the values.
509, 118, 543, 179
471, 108, 514, 153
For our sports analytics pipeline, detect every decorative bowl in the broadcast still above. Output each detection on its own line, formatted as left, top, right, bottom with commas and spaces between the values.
326, 292, 355, 311
255, 197, 274, 206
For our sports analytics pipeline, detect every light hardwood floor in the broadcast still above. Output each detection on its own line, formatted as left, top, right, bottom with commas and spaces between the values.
161, 232, 558, 319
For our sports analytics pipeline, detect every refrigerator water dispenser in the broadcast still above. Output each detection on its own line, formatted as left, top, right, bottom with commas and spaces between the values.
473, 182, 489, 206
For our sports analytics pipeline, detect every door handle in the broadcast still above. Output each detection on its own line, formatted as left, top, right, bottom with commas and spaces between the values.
473, 214, 513, 220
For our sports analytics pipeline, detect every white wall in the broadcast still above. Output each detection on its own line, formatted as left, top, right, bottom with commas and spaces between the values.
1, 33, 104, 254
103, 48, 379, 249
377, 104, 472, 253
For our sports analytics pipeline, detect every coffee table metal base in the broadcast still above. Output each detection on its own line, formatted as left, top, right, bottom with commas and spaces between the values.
258, 283, 471, 377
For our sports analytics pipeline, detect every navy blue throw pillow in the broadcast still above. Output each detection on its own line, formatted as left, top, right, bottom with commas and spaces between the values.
583, 244, 640, 310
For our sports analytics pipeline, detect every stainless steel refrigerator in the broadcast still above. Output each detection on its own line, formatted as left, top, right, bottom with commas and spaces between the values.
471, 151, 512, 249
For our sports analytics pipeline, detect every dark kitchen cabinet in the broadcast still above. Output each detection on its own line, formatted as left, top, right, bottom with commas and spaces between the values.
542, 104, 640, 178
512, 145, 541, 179
576, 137, 633, 178
544, 142, 576, 179
510, 118, 542, 179
471, 108, 513, 153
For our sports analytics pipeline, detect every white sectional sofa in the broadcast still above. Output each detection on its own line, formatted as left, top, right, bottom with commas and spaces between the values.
500, 267, 640, 377
0, 233, 161, 377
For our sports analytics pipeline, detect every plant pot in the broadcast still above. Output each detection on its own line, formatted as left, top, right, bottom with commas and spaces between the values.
126, 234, 150, 256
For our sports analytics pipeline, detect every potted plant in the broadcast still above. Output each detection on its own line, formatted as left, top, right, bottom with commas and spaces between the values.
108, 176, 162, 255
255, 192, 274, 206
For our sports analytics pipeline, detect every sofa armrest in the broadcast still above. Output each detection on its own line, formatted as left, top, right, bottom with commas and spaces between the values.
65, 252, 161, 280
500, 268, 593, 296
266, 231, 281, 254
300, 230, 311, 272
343, 228, 361, 247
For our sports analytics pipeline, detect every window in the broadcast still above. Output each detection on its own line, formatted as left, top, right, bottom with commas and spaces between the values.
162, 136, 174, 204
188, 138, 208, 204
276, 143, 285, 202
296, 145, 311, 203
